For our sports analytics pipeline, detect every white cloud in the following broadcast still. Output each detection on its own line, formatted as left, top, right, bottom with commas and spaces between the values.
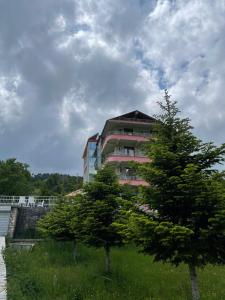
60, 85, 87, 130
0, 0, 224, 173
0, 75, 24, 129
55, 15, 67, 32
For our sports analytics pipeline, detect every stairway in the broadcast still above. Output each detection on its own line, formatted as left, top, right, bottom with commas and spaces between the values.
0, 208, 11, 236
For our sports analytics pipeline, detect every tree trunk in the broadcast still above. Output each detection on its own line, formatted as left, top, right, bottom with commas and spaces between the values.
73, 240, 77, 263
104, 245, 111, 273
189, 264, 200, 300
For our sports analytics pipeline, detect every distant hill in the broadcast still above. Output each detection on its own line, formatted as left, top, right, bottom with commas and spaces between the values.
0, 158, 83, 196
31, 173, 83, 196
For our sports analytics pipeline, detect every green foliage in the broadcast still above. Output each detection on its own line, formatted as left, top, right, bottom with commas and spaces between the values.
128, 215, 194, 265
131, 91, 225, 266
119, 183, 140, 200
0, 157, 82, 196
79, 166, 123, 249
122, 91, 225, 298
0, 158, 32, 195
38, 196, 83, 241
77, 166, 123, 272
31, 173, 83, 196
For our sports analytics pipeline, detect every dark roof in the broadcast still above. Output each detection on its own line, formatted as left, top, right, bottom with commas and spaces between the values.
87, 133, 98, 142
82, 133, 98, 158
100, 110, 156, 137
110, 110, 156, 122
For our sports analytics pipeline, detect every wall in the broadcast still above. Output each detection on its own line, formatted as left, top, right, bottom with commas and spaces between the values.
8, 207, 18, 238
14, 207, 50, 238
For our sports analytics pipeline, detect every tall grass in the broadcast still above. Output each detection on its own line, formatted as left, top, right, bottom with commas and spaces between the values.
5, 241, 225, 300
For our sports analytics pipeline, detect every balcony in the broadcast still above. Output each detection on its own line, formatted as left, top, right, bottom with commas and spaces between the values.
101, 130, 151, 153
118, 174, 149, 186
108, 130, 151, 137
104, 150, 150, 164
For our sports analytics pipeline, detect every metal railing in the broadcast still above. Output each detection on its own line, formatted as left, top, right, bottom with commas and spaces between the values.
0, 196, 58, 207
107, 149, 146, 157
107, 130, 152, 137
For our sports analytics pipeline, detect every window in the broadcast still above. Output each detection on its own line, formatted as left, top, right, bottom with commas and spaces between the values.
124, 146, 135, 156
124, 128, 133, 135
119, 167, 136, 179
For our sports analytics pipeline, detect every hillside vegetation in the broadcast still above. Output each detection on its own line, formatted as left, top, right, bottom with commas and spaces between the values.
0, 158, 82, 196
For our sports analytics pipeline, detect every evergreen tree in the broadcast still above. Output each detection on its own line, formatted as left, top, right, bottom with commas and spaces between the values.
127, 91, 225, 300
78, 166, 123, 273
38, 196, 82, 261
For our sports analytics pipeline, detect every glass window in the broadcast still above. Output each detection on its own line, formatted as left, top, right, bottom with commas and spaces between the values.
124, 146, 135, 156
124, 128, 133, 135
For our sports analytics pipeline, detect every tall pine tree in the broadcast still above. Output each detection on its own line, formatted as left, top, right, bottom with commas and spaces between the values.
78, 165, 123, 273
129, 90, 225, 300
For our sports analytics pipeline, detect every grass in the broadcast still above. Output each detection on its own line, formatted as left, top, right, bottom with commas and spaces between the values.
4, 241, 225, 300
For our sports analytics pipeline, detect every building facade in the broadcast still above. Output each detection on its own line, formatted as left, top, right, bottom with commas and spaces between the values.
82, 133, 99, 183
83, 111, 155, 186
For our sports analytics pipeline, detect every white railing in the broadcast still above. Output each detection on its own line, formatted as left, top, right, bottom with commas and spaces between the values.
108, 149, 146, 157
0, 196, 58, 207
107, 130, 152, 137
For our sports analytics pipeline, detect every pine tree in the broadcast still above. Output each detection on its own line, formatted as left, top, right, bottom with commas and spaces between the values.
38, 196, 82, 261
78, 165, 123, 273
128, 90, 225, 300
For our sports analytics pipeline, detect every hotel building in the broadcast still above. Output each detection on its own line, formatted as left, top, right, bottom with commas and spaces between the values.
83, 110, 155, 186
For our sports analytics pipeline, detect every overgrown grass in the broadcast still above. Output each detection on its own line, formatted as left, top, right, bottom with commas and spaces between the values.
4, 241, 225, 300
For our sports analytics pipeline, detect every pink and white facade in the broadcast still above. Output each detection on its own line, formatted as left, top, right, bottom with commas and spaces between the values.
83, 111, 155, 186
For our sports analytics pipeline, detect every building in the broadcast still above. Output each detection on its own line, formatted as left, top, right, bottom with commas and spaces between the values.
82, 133, 99, 183
83, 110, 156, 186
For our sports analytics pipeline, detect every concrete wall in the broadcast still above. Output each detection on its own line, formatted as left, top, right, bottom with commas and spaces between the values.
14, 207, 50, 238
8, 207, 18, 238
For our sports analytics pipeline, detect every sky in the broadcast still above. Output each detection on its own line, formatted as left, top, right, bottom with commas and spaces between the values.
0, 0, 225, 175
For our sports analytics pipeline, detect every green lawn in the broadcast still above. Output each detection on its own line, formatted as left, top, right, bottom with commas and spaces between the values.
4, 241, 225, 300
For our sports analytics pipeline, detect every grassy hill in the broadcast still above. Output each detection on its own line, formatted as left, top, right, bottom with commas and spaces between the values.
5, 241, 225, 300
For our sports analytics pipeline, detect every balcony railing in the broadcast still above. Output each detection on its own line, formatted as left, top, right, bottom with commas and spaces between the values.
118, 176, 149, 186
107, 149, 146, 157
107, 130, 152, 137
119, 174, 142, 180
0, 196, 58, 207
102, 150, 150, 165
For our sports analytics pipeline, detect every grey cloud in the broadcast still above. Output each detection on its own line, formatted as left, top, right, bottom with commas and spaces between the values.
0, 0, 224, 174
76, 50, 146, 108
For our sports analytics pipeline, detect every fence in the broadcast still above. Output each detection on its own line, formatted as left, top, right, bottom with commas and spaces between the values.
0, 196, 58, 207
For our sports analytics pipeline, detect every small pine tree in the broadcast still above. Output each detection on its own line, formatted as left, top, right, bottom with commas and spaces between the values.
38, 196, 82, 261
128, 91, 225, 300
78, 165, 123, 273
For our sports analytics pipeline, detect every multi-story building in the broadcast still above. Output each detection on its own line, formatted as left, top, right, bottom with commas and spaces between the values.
82, 133, 99, 183
83, 110, 156, 186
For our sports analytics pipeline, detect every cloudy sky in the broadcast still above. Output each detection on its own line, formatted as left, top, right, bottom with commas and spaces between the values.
0, 0, 225, 175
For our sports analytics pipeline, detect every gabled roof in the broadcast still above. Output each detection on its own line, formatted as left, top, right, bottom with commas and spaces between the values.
110, 110, 155, 122
100, 110, 156, 137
